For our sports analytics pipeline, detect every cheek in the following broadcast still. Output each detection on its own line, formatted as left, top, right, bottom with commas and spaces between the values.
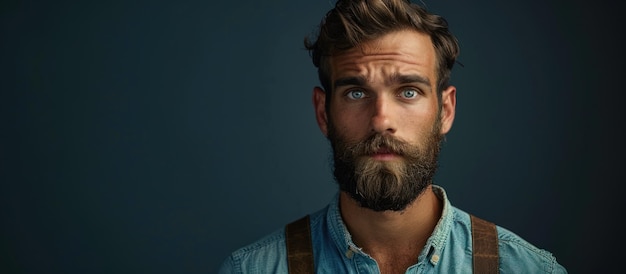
402, 110, 439, 140
332, 115, 361, 135
329, 108, 369, 139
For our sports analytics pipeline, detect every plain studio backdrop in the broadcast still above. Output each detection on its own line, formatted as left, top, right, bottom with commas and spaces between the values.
1, 0, 624, 273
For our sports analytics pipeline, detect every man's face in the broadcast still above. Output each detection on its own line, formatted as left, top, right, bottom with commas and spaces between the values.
312, 29, 456, 212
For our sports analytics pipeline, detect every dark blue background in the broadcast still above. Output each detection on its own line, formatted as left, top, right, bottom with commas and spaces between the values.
2, 0, 624, 273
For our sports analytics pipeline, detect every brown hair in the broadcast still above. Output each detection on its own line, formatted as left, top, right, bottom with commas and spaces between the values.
305, 0, 459, 103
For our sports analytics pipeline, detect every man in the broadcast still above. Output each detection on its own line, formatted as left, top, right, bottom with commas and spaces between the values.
219, 0, 567, 273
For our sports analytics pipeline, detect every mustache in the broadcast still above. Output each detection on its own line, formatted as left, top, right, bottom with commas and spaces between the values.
348, 134, 416, 157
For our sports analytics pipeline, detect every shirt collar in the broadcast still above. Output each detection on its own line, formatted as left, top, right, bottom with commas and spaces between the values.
325, 185, 453, 265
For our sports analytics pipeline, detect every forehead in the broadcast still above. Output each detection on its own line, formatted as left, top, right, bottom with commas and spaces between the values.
329, 30, 437, 85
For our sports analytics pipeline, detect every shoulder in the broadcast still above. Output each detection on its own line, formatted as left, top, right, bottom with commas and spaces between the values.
217, 209, 328, 274
450, 207, 567, 273
496, 225, 567, 273
217, 227, 287, 274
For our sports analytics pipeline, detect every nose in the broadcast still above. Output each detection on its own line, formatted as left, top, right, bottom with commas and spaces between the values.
370, 95, 396, 135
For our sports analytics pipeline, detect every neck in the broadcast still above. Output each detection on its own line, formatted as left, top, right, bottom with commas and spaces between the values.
339, 185, 443, 254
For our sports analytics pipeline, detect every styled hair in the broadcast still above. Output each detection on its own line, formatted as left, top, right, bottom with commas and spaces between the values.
305, 0, 459, 103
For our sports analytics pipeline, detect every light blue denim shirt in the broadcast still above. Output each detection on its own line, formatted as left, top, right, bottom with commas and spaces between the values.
218, 185, 567, 273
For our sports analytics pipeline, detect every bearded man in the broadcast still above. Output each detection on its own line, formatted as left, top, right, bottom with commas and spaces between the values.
218, 0, 567, 273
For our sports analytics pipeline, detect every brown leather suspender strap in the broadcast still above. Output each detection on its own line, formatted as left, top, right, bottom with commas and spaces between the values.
285, 214, 498, 274
285, 215, 314, 274
470, 214, 499, 274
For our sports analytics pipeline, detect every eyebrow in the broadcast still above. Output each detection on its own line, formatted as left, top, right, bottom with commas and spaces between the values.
388, 73, 431, 87
333, 73, 432, 89
333, 76, 367, 89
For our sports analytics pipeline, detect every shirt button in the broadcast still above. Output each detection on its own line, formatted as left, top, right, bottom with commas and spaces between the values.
431, 254, 440, 264
345, 249, 354, 259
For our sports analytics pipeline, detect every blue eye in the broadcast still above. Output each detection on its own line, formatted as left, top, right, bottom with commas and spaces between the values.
401, 89, 418, 98
347, 90, 365, 99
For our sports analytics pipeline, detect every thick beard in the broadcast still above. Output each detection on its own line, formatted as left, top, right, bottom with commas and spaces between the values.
328, 120, 443, 212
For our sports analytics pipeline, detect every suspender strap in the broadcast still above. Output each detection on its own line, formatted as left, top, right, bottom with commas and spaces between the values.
470, 214, 499, 274
285, 215, 314, 274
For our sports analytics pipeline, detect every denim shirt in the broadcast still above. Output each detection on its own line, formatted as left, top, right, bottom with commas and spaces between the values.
218, 185, 567, 273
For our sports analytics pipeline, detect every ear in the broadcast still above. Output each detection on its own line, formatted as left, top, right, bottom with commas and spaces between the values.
312, 86, 329, 136
439, 85, 456, 135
